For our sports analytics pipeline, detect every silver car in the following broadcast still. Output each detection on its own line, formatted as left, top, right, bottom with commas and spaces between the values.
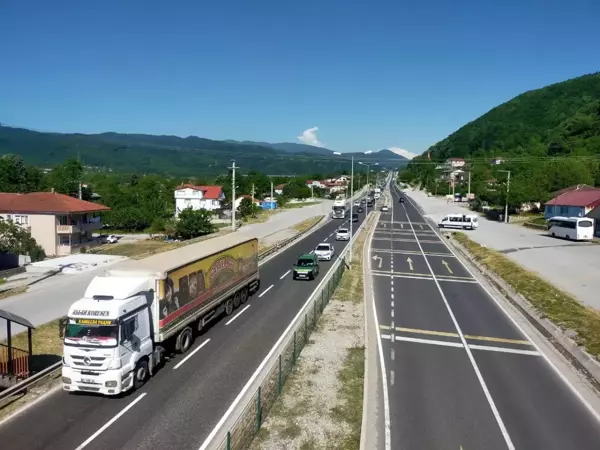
314, 243, 334, 260
335, 228, 350, 241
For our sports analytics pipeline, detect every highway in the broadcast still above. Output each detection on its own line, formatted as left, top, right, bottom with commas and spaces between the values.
370, 182, 600, 449
0, 201, 369, 450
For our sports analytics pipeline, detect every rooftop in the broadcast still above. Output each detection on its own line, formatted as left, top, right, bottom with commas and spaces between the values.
546, 189, 600, 207
0, 192, 111, 214
176, 184, 224, 200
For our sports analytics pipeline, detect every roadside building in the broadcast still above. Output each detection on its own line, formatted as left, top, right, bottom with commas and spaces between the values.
0, 191, 110, 256
174, 184, 225, 217
544, 188, 600, 220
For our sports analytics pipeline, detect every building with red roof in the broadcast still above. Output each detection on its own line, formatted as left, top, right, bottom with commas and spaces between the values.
544, 187, 600, 220
174, 184, 225, 217
0, 191, 111, 256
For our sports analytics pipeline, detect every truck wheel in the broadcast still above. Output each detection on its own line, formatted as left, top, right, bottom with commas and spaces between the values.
240, 287, 249, 304
233, 291, 241, 309
225, 298, 234, 316
176, 327, 194, 354
133, 360, 149, 390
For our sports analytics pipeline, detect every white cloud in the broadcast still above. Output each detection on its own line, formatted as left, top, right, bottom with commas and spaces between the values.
297, 127, 324, 147
387, 147, 419, 160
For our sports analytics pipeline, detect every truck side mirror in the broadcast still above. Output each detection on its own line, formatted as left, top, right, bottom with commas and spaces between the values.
58, 316, 68, 340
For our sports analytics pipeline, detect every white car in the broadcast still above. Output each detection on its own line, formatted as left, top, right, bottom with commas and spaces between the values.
335, 228, 350, 241
381, 206, 389, 212
354, 201, 361, 207
314, 243, 334, 260
105, 234, 119, 244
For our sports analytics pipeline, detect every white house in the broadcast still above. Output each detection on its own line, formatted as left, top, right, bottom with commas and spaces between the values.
174, 184, 225, 217
274, 184, 286, 195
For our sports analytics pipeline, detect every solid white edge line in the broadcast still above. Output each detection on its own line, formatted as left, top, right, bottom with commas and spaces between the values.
225, 304, 251, 326
74, 393, 147, 450
280, 270, 291, 280
469, 344, 540, 356
398, 185, 516, 450
401, 185, 600, 426
258, 284, 274, 298
371, 200, 392, 450
173, 339, 211, 370
198, 206, 371, 450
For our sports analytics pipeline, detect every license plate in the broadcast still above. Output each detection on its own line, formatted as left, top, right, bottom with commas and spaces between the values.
81, 378, 95, 384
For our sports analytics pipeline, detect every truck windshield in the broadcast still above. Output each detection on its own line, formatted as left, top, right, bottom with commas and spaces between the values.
65, 323, 118, 346
297, 259, 314, 267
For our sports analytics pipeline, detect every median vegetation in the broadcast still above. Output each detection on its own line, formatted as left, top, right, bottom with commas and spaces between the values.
452, 232, 600, 359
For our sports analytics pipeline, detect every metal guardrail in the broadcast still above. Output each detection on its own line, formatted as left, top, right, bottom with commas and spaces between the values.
209, 210, 374, 450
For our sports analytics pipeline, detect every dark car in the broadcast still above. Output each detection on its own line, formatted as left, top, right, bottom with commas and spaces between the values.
352, 213, 359, 222
399, 197, 404, 203
357, 206, 364, 213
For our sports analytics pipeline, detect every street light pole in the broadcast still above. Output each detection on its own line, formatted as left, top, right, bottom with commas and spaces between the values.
229, 160, 237, 231
349, 155, 354, 266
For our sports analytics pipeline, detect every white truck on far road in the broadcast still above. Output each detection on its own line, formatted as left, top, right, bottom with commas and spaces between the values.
60, 234, 260, 396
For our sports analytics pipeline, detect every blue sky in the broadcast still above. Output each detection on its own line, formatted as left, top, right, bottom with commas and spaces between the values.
1, 0, 599, 158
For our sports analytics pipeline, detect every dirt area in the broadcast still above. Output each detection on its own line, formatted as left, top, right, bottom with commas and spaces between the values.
0, 286, 28, 301
258, 216, 324, 254
89, 229, 232, 259
251, 216, 371, 450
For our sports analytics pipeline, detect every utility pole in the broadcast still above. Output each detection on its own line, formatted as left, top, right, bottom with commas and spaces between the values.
270, 181, 274, 213
229, 161, 237, 231
467, 171, 471, 198
251, 183, 255, 204
349, 155, 354, 267
499, 170, 511, 223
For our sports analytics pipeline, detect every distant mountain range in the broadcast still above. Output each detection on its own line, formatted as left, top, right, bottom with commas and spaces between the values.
0, 125, 407, 176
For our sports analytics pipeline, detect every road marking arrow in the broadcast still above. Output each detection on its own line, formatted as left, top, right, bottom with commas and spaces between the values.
400, 223, 404, 228
406, 257, 414, 271
442, 260, 453, 274
372, 255, 383, 269
419, 224, 423, 230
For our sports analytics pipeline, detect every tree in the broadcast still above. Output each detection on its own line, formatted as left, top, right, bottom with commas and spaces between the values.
0, 154, 29, 192
238, 197, 257, 219
175, 208, 215, 240
0, 219, 46, 262
48, 158, 85, 197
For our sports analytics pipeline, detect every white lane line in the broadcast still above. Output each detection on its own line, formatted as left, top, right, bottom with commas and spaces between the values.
173, 339, 211, 370
225, 305, 251, 326
280, 270, 291, 280
469, 344, 541, 356
390, 370, 395, 386
74, 393, 147, 450
399, 187, 516, 450
389, 335, 464, 348
391, 348, 395, 361
391, 301, 394, 308
259, 284, 274, 297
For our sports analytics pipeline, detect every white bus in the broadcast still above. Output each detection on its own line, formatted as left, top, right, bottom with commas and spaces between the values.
547, 216, 595, 241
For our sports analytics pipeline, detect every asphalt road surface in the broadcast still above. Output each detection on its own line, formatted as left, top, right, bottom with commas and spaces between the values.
370, 183, 600, 449
0, 200, 370, 450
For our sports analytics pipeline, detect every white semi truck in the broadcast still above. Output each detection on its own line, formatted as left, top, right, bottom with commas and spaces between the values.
332, 199, 347, 219
61, 234, 260, 395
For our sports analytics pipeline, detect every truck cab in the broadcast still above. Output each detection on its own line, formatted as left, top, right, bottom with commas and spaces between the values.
61, 275, 158, 395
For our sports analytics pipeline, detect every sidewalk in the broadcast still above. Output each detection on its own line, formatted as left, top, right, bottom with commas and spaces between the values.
405, 188, 600, 311
0, 201, 338, 340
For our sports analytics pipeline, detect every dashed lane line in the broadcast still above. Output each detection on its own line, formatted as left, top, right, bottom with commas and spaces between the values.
280, 270, 291, 279
259, 284, 274, 297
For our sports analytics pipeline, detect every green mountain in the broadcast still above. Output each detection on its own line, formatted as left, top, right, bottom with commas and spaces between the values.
418, 72, 600, 161
0, 126, 407, 176
229, 140, 335, 156
403, 72, 600, 204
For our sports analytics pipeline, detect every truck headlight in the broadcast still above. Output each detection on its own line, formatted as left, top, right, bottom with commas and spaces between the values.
105, 381, 118, 388
62, 377, 72, 384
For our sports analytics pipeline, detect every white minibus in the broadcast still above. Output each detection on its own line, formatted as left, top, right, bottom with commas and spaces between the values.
547, 216, 594, 241
437, 214, 479, 230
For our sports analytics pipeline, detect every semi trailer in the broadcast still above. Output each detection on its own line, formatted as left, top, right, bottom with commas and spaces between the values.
61, 234, 260, 395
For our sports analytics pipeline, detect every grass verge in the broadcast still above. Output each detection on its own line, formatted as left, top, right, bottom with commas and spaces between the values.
0, 286, 28, 301
452, 232, 600, 359
90, 229, 232, 259
0, 319, 63, 418
292, 216, 323, 233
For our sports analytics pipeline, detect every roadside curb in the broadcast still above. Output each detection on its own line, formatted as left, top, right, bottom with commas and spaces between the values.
360, 211, 383, 450
446, 234, 600, 393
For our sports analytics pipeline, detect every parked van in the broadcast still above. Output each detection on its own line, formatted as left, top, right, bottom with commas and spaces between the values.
438, 214, 479, 230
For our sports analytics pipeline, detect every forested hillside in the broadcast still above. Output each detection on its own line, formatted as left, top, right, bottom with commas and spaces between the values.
0, 126, 406, 176
401, 72, 600, 206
